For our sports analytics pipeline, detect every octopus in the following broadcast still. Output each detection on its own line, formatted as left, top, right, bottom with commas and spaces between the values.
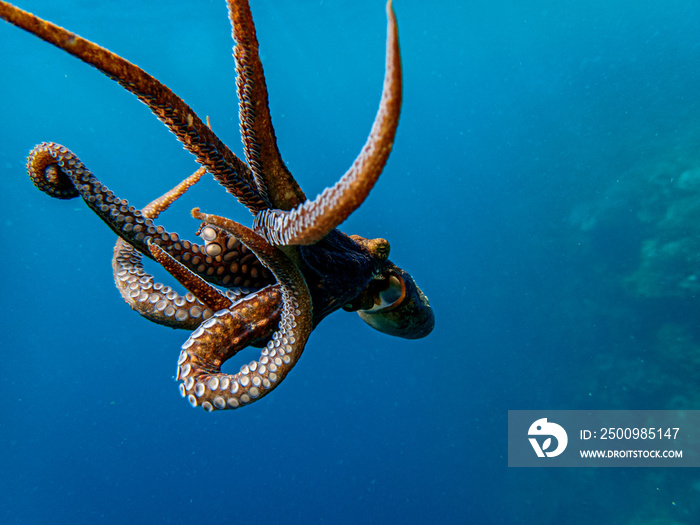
0, 0, 434, 411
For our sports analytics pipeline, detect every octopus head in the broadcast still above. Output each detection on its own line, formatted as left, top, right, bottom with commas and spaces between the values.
346, 262, 434, 339
345, 235, 434, 339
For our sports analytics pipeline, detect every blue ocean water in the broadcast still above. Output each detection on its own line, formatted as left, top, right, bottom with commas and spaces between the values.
1, 0, 700, 523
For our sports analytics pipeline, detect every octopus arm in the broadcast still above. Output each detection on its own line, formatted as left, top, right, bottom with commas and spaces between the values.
114, 237, 269, 330
139, 168, 206, 219
112, 168, 274, 328
147, 242, 233, 314
0, 1, 266, 212
29, 143, 273, 300
253, 1, 402, 246
113, 238, 216, 329
176, 209, 312, 410
227, 0, 306, 210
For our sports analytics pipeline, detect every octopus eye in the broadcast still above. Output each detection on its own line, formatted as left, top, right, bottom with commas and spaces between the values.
365, 273, 405, 312
357, 267, 434, 339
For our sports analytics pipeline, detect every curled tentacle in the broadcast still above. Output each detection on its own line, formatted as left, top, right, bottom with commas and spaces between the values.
176, 209, 311, 410
253, 0, 402, 246
27, 146, 79, 199
0, 1, 265, 211
113, 168, 216, 328
28, 143, 274, 290
176, 285, 283, 410
113, 239, 216, 329
113, 231, 269, 327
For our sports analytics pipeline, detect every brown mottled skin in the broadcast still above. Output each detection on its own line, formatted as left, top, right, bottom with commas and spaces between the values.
0, 0, 434, 410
